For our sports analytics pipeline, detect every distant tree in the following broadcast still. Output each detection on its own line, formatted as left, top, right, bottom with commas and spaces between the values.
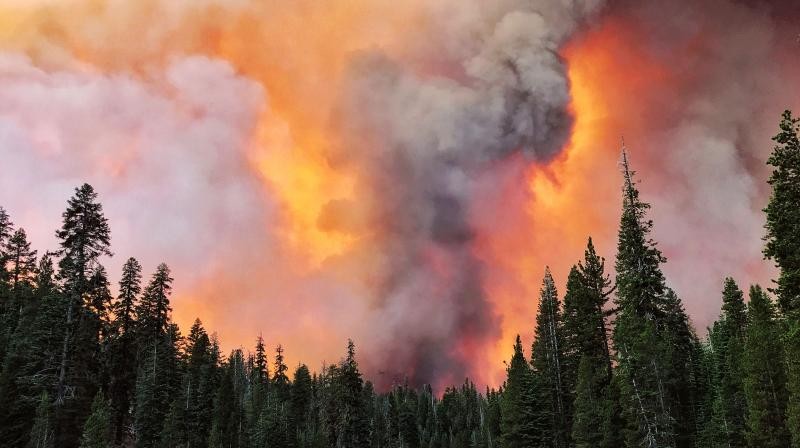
6, 228, 37, 291
273, 344, 291, 402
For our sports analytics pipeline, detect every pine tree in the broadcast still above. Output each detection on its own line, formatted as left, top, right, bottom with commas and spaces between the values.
133, 264, 178, 448
107, 257, 142, 443
334, 340, 369, 447
706, 278, 748, 447
499, 335, 542, 447
0, 255, 62, 446
6, 228, 37, 291
612, 149, 686, 447
78, 393, 110, 448
181, 319, 219, 447
53, 184, 112, 447
290, 364, 313, 445
743, 285, 789, 447
0, 206, 13, 286
531, 267, 570, 448
273, 343, 291, 402
564, 239, 622, 448
763, 110, 800, 446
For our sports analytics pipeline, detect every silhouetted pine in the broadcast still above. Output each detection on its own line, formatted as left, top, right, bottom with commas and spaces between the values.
53, 184, 111, 448
531, 267, 570, 448
107, 257, 142, 443
133, 264, 179, 448
612, 150, 690, 447
564, 239, 623, 447
500, 335, 543, 447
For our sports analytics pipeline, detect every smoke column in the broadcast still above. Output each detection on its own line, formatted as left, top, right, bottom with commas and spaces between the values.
0, 0, 797, 388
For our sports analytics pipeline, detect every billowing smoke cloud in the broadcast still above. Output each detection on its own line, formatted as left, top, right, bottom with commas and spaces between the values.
333, 0, 602, 386
0, 0, 798, 390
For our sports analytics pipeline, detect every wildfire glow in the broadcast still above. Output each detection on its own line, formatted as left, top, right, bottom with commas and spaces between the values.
0, 0, 793, 389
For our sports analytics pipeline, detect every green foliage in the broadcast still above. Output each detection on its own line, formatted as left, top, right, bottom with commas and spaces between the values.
78, 393, 111, 448
531, 268, 571, 448
743, 285, 789, 447
500, 335, 544, 447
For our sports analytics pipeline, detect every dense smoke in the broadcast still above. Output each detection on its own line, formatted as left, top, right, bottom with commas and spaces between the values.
0, 0, 798, 389
334, 0, 602, 386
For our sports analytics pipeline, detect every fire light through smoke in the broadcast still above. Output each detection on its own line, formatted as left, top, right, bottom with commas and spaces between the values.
0, 0, 797, 390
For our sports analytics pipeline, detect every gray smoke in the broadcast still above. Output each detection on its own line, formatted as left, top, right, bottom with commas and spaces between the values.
334, 0, 603, 387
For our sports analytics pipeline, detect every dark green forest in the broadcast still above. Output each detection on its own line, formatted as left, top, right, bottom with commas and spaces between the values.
0, 111, 799, 448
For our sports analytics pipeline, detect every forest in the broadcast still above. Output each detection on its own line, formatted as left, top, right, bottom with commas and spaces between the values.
0, 110, 798, 448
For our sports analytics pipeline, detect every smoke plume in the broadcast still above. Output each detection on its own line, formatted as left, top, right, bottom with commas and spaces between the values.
0, 0, 798, 388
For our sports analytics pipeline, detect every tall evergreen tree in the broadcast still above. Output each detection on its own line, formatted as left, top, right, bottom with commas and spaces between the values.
53, 184, 112, 448
531, 267, 570, 448
706, 278, 748, 447
107, 257, 142, 442
743, 285, 790, 447
334, 340, 369, 447
612, 149, 692, 448
763, 110, 800, 446
133, 264, 178, 448
500, 335, 542, 447
564, 239, 622, 448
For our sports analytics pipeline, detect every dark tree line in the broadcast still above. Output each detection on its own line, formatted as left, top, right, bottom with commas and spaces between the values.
0, 110, 799, 447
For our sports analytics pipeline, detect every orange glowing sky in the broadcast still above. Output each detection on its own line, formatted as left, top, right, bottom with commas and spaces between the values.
0, 0, 796, 388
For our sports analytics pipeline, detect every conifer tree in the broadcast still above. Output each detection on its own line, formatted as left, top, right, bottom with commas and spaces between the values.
763, 110, 800, 446
133, 264, 178, 448
743, 285, 789, 447
334, 340, 369, 447
273, 343, 291, 402
564, 239, 622, 447
531, 267, 570, 448
707, 278, 748, 447
290, 364, 313, 445
78, 393, 110, 448
181, 319, 218, 447
0, 206, 13, 286
6, 228, 37, 291
500, 335, 542, 447
612, 149, 688, 447
53, 184, 112, 447
107, 257, 141, 442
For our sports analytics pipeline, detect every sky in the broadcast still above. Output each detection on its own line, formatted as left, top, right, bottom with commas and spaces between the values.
0, 0, 798, 389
